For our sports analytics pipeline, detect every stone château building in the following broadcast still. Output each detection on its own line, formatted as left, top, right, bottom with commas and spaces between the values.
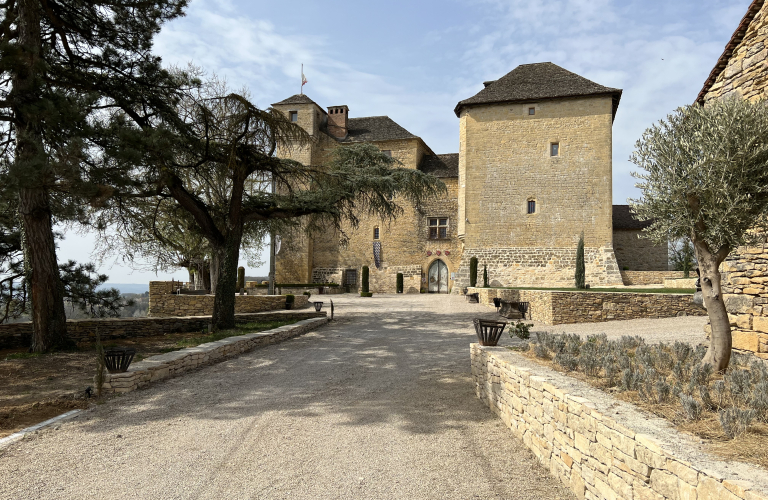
274, 62, 667, 293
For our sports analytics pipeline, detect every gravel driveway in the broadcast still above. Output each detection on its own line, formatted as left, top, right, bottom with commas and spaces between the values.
0, 294, 705, 499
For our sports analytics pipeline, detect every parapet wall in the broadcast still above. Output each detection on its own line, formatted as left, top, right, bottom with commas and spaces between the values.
620, 271, 685, 286
472, 345, 768, 500
467, 287, 704, 325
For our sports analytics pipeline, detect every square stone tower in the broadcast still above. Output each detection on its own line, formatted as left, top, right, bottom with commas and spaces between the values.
453, 62, 624, 288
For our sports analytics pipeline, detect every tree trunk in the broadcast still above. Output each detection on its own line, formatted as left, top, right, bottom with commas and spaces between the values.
202, 260, 211, 292
694, 240, 731, 372
210, 231, 243, 330
14, 0, 68, 352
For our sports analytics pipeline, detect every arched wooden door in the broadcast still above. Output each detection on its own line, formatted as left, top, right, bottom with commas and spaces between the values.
428, 260, 449, 293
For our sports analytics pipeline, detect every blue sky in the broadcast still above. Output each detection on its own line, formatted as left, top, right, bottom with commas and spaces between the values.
59, 0, 750, 283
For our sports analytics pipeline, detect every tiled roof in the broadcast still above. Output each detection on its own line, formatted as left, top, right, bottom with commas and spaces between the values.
613, 205, 652, 230
272, 94, 320, 106
695, 0, 764, 104
455, 62, 622, 119
339, 116, 418, 143
418, 154, 459, 178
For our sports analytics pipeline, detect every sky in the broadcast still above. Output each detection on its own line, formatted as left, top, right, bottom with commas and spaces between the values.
58, 0, 750, 284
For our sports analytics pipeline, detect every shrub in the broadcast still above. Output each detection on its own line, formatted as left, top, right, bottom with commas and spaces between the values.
285, 294, 295, 303
361, 266, 369, 294
719, 408, 755, 439
510, 321, 533, 340
469, 257, 478, 287
483, 265, 488, 288
725, 369, 753, 406
575, 232, 585, 289
303, 291, 311, 297
680, 394, 703, 420
396, 273, 403, 293
555, 351, 578, 372
361, 292, 373, 297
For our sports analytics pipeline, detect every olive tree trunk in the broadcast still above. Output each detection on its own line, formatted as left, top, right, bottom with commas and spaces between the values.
14, 0, 68, 352
694, 239, 731, 372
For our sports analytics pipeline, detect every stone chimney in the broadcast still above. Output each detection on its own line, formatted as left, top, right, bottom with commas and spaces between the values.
327, 105, 349, 139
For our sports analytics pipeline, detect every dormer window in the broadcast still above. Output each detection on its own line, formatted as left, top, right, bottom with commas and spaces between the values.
289, 111, 298, 122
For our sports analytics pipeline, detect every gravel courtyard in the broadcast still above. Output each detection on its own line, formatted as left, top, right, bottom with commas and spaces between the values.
0, 294, 707, 499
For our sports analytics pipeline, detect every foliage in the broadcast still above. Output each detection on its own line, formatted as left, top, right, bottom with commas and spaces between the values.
362, 266, 370, 294
669, 238, 697, 278
470, 257, 478, 287
58, 261, 132, 318
575, 232, 585, 289
509, 321, 533, 340
483, 265, 488, 288
284, 294, 295, 304
396, 272, 403, 293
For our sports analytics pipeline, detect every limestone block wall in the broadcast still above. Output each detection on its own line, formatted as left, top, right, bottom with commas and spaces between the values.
703, 2, 768, 104
620, 271, 685, 286
100, 317, 328, 395
708, 242, 768, 356
149, 294, 308, 317
613, 229, 669, 271
471, 345, 768, 500
467, 287, 704, 325
454, 247, 623, 290
0, 311, 326, 350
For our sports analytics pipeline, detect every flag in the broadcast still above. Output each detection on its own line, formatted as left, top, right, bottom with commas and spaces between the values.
302, 72, 308, 87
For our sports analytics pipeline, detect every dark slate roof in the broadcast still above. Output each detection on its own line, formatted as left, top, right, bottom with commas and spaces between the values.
272, 94, 320, 107
455, 62, 622, 118
695, 0, 764, 104
339, 116, 418, 143
613, 205, 652, 230
418, 154, 459, 178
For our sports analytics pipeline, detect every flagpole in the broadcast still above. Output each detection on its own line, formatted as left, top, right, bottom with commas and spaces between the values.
301, 64, 303, 95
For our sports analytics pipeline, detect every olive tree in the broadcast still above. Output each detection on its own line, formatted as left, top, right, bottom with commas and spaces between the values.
630, 97, 768, 372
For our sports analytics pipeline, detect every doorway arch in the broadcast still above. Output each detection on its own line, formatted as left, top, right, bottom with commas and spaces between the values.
428, 260, 449, 294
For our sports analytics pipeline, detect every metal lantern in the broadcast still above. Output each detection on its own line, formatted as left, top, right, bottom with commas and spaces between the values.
313, 301, 323, 312
104, 347, 136, 374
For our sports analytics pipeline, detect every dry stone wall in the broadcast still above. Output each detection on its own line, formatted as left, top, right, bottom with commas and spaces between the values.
0, 311, 326, 350
468, 287, 704, 325
620, 271, 685, 286
100, 317, 328, 395
472, 345, 768, 500
454, 246, 623, 290
613, 229, 669, 271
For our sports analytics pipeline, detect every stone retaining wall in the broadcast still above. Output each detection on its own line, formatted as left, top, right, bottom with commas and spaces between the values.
620, 271, 685, 286
100, 317, 328, 395
472, 345, 768, 500
149, 280, 309, 316
0, 311, 326, 350
467, 287, 704, 325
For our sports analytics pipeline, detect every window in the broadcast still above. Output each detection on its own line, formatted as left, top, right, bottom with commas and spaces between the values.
528, 107, 535, 115
289, 111, 298, 122
373, 227, 380, 239
527, 200, 536, 214
551, 143, 559, 156
382, 150, 392, 157
428, 218, 449, 239
344, 269, 357, 285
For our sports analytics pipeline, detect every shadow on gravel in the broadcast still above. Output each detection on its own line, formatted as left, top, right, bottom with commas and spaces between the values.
72, 298, 511, 437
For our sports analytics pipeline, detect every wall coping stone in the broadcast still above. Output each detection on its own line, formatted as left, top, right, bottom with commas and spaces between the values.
472, 345, 768, 499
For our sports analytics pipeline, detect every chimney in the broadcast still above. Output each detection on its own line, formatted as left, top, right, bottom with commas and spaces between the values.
327, 105, 349, 139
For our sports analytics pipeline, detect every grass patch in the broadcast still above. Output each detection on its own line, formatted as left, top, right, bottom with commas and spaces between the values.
171, 320, 297, 350
483, 286, 694, 294
4, 352, 43, 361
517, 332, 768, 468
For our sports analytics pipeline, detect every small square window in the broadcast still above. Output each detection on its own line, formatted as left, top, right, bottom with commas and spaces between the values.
528, 107, 535, 115
551, 143, 559, 156
373, 227, 380, 239
289, 111, 298, 122
527, 200, 536, 214
428, 217, 449, 239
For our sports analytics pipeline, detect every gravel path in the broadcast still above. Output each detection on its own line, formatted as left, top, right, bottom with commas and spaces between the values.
0, 294, 706, 499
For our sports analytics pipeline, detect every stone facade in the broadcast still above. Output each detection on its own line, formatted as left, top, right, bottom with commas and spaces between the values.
468, 287, 704, 325
149, 281, 308, 317
613, 229, 669, 271
472, 345, 768, 500
0, 311, 326, 350
620, 271, 685, 286
99, 317, 328, 395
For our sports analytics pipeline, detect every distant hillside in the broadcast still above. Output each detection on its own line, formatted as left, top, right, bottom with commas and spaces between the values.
100, 283, 149, 294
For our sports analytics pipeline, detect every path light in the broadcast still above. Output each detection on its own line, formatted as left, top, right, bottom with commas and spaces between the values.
313, 301, 323, 312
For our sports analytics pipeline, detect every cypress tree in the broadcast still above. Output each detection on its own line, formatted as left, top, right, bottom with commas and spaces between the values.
469, 257, 478, 287
361, 266, 370, 295
575, 232, 586, 289
396, 272, 403, 293
237, 267, 245, 291
483, 265, 489, 288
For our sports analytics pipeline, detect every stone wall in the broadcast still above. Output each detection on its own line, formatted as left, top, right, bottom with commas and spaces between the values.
620, 271, 685, 286
703, 2, 768, 104
467, 287, 704, 325
100, 317, 328, 395
708, 241, 768, 356
613, 229, 669, 271
454, 246, 623, 290
471, 345, 768, 500
0, 311, 326, 350
149, 280, 308, 317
